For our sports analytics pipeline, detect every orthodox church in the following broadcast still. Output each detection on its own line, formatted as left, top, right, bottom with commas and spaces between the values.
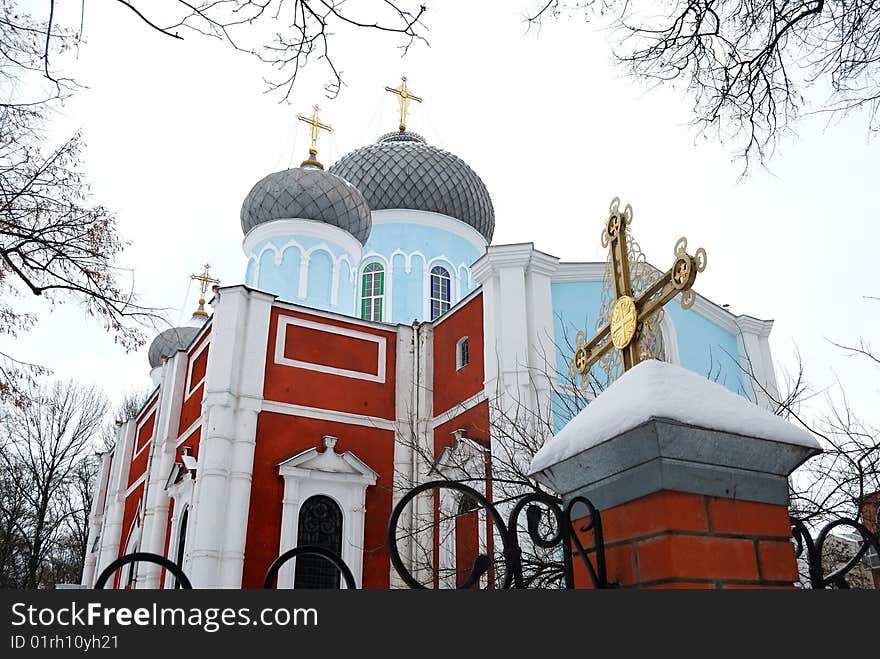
82, 80, 780, 589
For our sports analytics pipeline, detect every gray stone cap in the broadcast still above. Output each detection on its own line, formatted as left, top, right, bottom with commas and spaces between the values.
530, 359, 820, 475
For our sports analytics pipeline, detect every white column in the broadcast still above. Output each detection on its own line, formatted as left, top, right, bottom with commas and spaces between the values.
391, 324, 415, 588
137, 350, 189, 588
186, 286, 274, 588
81, 451, 113, 586
94, 420, 137, 585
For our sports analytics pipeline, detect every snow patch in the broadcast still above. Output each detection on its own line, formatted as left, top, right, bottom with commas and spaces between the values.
529, 360, 819, 474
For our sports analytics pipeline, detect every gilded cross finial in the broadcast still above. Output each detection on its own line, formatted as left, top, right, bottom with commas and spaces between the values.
569, 198, 708, 384
296, 104, 333, 169
190, 263, 220, 318
385, 76, 422, 132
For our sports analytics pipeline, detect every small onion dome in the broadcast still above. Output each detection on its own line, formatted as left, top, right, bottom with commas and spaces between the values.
240, 166, 372, 244
147, 326, 200, 369
328, 131, 495, 242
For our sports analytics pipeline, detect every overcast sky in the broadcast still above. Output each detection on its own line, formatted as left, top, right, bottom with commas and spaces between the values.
9, 1, 878, 420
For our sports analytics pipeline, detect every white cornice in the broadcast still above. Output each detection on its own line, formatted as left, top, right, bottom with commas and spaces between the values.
552, 262, 606, 282
471, 243, 560, 282
261, 399, 396, 430
242, 218, 364, 258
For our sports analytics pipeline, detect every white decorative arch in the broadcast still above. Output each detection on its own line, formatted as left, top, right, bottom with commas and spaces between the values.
659, 311, 681, 365
277, 436, 378, 589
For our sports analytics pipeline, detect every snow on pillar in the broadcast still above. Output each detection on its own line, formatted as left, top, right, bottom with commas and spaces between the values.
529, 360, 822, 589
186, 285, 274, 588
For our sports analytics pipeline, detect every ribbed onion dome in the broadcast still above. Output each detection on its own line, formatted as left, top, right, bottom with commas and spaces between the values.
240, 166, 372, 244
148, 326, 200, 369
328, 131, 495, 242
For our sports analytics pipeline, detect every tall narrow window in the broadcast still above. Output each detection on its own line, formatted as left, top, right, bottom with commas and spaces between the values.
430, 266, 451, 320
456, 336, 469, 370
295, 495, 343, 589
360, 263, 384, 322
174, 507, 189, 590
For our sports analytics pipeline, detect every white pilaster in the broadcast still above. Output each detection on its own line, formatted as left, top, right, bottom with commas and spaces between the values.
94, 419, 137, 586
81, 451, 112, 587
186, 285, 274, 588
137, 346, 190, 588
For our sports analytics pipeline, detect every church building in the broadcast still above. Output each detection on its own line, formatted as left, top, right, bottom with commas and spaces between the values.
82, 81, 780, 589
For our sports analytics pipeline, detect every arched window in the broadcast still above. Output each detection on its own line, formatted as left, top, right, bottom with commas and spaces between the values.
456, 336, 469, 370
360, 263, 384, 322
430, 266, 451, 320
174, 507, 189, 590
294, 495, 343, 589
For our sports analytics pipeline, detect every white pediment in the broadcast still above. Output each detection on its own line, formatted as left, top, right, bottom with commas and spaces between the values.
278, 435, 377, 485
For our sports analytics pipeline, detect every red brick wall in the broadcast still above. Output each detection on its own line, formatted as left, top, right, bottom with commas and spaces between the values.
263, 308, 397, 420
571, 492, 798, 589
432, 294, 484, 416
241, 412, 395, 589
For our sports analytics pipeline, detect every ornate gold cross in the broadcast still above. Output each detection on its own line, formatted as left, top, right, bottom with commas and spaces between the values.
296, 104, 333, 168
385, 76, 422, 132
190, 263, 220, 318
570, 198, 707, 381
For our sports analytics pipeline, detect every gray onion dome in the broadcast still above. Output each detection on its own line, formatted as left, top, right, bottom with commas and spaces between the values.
240, 166, 372, 244
328, 131, 495, 242
148, 326, 200, 368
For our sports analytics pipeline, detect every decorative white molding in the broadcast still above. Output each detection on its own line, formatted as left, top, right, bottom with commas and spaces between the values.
261, 399, 396, 431
243, 218, 364, 260
277, 436, 378, 589
371, 209, 488, 253
175, 418, 202, 448
184, 337, 210, 397
551, 262, 606, 282
131, 404, 157, 461
431, 391, 488, 429
274, 315, 387, 383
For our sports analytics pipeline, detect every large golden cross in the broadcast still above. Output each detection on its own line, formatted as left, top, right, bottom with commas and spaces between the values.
190, 263, 220, 318
296, 104, 332, 167
385, 76, 422, 132
570, 198, 707, 380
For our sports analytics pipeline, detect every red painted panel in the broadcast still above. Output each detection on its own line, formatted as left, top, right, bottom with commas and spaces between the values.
433, 400, 490, 457
115, 484, 144, 589
189, 345, 208, 391
284, 323, 380, 375
263, 309, 397, 420
432, 294, 484, 416
242, 412, 395, 589
179, 329, 210, 437
134, 411, 155, 455
455, 511, 480, 589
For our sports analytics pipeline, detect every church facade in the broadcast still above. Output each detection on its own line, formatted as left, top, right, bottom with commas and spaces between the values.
82, 95, 780, 589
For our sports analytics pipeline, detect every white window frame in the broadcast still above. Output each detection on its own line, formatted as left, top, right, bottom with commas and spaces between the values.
360, 262, 385, 322
277, 436, 378, 589
430, 266, 451, 320
456, 336, 470, 371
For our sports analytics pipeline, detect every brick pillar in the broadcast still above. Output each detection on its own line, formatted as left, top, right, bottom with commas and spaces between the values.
528, 361, 822, 590
571, 492, 799, 589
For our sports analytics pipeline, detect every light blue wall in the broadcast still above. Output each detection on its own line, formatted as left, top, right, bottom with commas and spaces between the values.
550, 280, 745, 432
360, 222, 484, 324
247, 234, 357, 315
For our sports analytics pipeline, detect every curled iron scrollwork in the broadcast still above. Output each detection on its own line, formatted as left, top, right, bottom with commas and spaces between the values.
386, 480, 612, 589
791, 517, 880, 589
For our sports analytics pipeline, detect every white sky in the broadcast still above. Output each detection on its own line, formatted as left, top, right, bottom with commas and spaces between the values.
8, 1, 878, 420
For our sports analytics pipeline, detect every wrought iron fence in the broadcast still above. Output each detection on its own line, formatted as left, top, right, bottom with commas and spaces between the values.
93, 482, 880, 590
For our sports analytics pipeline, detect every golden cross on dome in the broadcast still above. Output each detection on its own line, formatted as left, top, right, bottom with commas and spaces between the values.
385, 76, 422, 132
296, 104, 332, 168
569, 198, 708, 381
190, 264, 220, 318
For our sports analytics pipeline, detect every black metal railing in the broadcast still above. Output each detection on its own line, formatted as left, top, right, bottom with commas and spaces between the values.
92, 484, 880, 590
